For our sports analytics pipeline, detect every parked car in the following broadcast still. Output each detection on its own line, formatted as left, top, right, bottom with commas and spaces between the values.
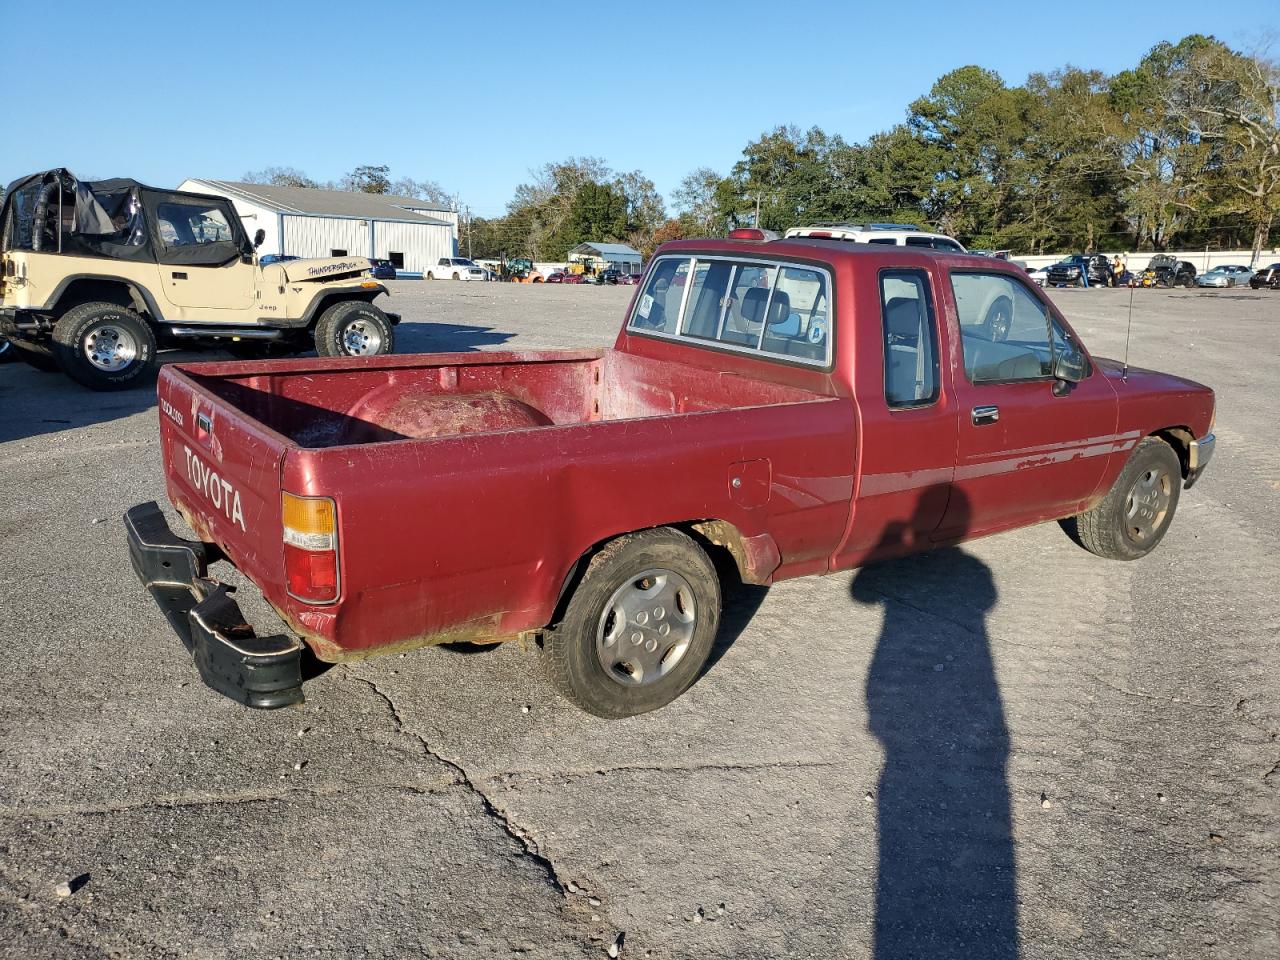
1025, 265, 1050, 287
427, 257, 488, 281
1194, 265, 1251, 288
618, 273, 642, 285
1046, 255, 1112, 288
368, 258, 397, 280
545, 270, 566, 283
559, 272, 586, 284
127, 234, 1215, 717
0, 168, 399, 389
784, 221, 967, 252
1249, 263, 1280, 289
1141, 255, 1197, 288
599, 268, 623, 285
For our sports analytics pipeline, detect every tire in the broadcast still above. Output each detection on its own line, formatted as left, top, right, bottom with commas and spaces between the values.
0, 338, 18, 364
1063, 437, 1182, 561
51, 302, 156, 390
452, 272, 460, 280
313, 301, 395, 358
984, 296, 1013, 341
541, 528, 722, 718
427, 271, 435, 280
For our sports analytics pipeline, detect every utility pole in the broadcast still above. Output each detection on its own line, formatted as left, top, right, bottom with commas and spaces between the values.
465, 205, 472, 259
755, 193, 761, 228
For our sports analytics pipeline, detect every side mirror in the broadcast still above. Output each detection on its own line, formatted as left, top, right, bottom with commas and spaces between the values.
1052, 344, 1086, 385
252, 228, 266, 248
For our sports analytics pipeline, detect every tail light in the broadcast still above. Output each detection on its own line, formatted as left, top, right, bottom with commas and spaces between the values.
282, 492, 339, 603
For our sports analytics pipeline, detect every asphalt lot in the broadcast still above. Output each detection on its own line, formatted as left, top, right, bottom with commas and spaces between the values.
1, 279, 1276, 959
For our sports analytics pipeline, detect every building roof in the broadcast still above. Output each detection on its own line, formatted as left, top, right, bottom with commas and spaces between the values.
186, 179, 453, 225
570, 242, 642, 258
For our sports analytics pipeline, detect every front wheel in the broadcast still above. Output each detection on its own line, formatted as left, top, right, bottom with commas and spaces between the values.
452, 272, 460, 280
52, 302, 156, 390
314, 301, 395, 358
1061, 437, 1182, 560
426, 271, 435, 280
541, 528, 722, 718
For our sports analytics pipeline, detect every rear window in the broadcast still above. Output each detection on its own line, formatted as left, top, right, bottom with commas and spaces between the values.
629, 255, 832, 367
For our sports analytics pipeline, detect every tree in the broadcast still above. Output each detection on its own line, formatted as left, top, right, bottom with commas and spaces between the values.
1165, 41, 1280, 264
546, 181, 629, 259
673, 167, 724, 235
240, 166, 319, 189
343, 164, 392, 194
390, 177, 452, 206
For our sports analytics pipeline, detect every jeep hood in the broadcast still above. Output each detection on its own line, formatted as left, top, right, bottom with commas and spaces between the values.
280, 257, 372, 283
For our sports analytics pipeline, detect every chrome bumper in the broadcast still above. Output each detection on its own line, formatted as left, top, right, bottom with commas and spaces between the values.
1185, 433, 1215, 489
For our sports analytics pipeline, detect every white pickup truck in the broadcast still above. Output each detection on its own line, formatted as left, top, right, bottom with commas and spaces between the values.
426, 257, 489, 281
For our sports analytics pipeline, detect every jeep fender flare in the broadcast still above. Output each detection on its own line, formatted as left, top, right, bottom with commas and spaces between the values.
294, 283, 390, 329
42, 274, 167, 323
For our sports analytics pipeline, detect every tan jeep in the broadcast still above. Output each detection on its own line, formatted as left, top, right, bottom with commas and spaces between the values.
0, 169, 399, 390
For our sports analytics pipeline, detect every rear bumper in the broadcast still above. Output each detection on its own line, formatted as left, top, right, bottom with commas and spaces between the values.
1185, 433, 1215, 489
124, 501, 305, 709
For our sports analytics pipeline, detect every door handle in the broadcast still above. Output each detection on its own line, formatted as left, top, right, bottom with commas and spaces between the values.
171, 272, 188, 280
972, 405, 1000, 426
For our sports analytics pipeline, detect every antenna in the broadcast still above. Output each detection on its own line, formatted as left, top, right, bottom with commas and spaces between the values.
1122, 283, 1135, 382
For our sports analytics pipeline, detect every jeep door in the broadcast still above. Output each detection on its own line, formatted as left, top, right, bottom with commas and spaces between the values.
939, 268, 1118, 537
149, 195, 255, 313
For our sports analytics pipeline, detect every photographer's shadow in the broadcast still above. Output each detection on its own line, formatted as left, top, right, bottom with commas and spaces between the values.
852, 489, 1018, 959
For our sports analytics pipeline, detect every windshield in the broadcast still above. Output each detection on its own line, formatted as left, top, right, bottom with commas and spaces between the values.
453, 258, 476, 266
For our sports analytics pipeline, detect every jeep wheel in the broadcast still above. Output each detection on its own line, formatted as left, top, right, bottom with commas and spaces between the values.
52, 302, 156, 390
314, 301, 395, 358
1061, 437, 1182, 561
541, 528, 721, 718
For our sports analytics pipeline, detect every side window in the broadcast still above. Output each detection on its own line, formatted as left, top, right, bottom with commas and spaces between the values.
761, 266, 829, 361
951, 272, 1053, 383
629, 257, 688, 335
867, 238, 898, 245
905, 236, 934, 248
933, 239, 964, 252
155, 202, 234, 247
880, 270, 939, 407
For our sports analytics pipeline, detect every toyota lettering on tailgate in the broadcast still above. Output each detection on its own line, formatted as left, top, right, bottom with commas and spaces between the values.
182, 444, 246, 530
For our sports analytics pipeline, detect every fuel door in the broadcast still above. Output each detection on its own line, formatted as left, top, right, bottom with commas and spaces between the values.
729, 459, 771, 509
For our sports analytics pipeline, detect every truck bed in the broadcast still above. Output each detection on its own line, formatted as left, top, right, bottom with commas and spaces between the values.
184, 349, 825, 448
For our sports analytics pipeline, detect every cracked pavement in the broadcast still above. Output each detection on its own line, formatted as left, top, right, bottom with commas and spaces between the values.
1, 283, 1276, 958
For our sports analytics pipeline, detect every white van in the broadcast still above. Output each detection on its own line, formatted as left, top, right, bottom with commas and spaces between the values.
784, 222, 966, 253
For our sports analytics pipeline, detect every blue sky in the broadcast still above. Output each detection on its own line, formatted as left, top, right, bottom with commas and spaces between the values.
3, 1, 1271, 216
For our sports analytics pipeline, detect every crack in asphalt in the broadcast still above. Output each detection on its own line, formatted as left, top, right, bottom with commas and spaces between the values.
0, 780, 451, 823
344, 671, 570, 898
489, 757, 842, 787
1086, 675, 1221, 710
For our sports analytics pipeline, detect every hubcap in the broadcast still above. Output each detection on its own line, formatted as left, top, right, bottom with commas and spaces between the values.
1124, 468, 1172, 543
595, 568, 696, 687
83, 323, 138, 371
340, 317, 383, 356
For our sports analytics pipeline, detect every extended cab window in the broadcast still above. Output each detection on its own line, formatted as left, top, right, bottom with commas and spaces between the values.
630, 256, 831, 366
951, 272, 1060, 383
880, 270, 939, 407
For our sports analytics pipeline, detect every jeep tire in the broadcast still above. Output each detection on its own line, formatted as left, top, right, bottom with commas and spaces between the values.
541, 527, 721, 718
52, 302, 156, 390
1062, 437, 1182, 561
314, 301, 395, 358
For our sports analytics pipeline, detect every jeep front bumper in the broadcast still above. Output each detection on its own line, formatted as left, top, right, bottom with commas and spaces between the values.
1185, 433, 1215, 489
124, 501, 304, 708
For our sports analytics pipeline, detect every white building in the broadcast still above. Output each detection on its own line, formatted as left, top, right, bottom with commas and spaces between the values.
178, 179, 457, 275
567, 242, 643, 275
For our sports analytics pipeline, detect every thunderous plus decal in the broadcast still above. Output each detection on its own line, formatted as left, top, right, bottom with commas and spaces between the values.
306, 261, 363, 277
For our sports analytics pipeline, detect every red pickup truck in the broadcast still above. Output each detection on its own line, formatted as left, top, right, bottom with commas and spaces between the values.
125, 235, 1215, 716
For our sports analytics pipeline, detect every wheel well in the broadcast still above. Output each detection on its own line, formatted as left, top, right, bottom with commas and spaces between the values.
51, 279, 145, 317
305, 291, 381, 330
546, 520, 755, 631
1151, 427, 1193, 478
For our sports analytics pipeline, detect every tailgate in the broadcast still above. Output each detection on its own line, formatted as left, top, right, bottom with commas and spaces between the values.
156, 366, 291, 596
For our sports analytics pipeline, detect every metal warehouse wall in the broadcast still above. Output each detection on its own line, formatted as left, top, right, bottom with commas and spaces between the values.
373, 220, 455, 272
280, 215, 454, 271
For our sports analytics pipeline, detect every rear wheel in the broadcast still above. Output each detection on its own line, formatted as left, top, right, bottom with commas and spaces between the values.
1062, 437, 1182, 560
426, 271, 435, 280
452, 272, 460, 280
52, 302, 156, 390
541, 528, 722, 718
314, 300, 395, 358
